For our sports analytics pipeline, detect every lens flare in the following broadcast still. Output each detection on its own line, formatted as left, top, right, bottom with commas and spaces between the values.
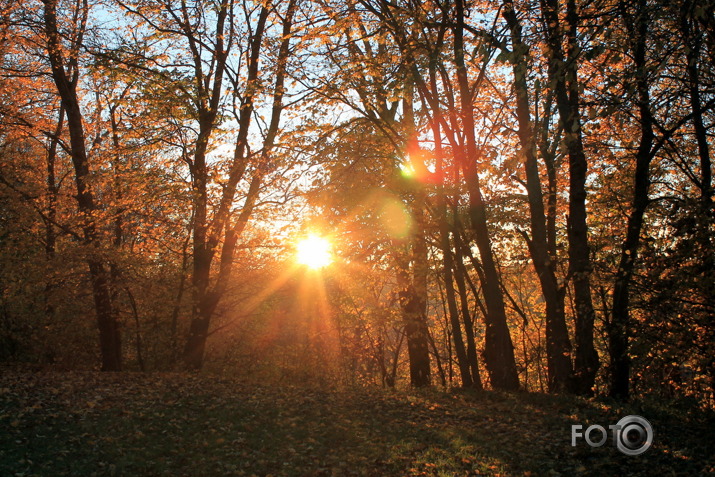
296, 235, 332, 269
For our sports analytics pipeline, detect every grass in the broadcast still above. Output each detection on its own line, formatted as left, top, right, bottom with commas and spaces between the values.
1, 372, 713, 476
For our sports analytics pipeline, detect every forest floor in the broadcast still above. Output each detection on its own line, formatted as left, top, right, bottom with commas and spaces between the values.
0, 372, 713, 476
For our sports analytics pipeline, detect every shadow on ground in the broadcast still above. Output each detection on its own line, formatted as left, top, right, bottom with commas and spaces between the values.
1, 372, 713, 476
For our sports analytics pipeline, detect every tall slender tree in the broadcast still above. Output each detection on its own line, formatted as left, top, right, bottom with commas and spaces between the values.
42, 0, 122, 370
503, 0, 573, 392
114, 0, 298, 369
539, 0, 599, 394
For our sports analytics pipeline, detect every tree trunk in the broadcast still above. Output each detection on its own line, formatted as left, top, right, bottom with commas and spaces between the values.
182, 1, 294, 369
428, 328, 448, 388
503, 0, 573, 392
433, 102, 472, 387
540, 0, 599, 394
680, 1, 712, 207
609, 0, 654, 400
43, 0, 121, 371
43, 103, 63, 338
401, 296, 431, 387
453, 235, 484, 389
454, 0, 519, 391
397, 202, 432, 388
440, 225, 472, 387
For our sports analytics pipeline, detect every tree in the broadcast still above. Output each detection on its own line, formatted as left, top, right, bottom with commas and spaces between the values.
608, 0, 715, 400
451, 0, 520, 390
112, 0, 299, 370
356, 0, 521, 391
305, 2, 434, 386
538, 0, 600, 394
41, 0, 122, 370
502, 0, 573, 392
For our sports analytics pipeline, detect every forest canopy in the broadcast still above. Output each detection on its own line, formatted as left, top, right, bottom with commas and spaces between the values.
0, 0, 713, 406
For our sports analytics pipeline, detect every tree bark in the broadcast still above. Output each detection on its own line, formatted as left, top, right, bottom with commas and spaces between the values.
540, 0, 599, 394
503, 0, 573, 392
609, 0, 654, 400
183, 0, 295, 369
454, 0, 519, 390
396, 236, 432, 388
43, 0, 121, 371
453, 233, 484, 389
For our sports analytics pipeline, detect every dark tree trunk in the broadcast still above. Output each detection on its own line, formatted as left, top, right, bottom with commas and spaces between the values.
184, 153, 215, 368
181, 0, 252, 370
454, 0, 519, 391
183, 1, 294, 369
43, 0, 121, 371
433, 103, 472, 387
680, 1, 712, 207
402, 300, 431, 387
43, 104, 63, 332
428, 328, 448, 388
399, 203, 432, 388
453, 235, 483, 389
170, 228, 192, 367
440, 220, 473, 387
503, 0, 573, 392
397, 273, 432, 388
609, 0, 654, 400
395, 78, 432, 388
376, 0, 516, 389
88, 260, 122, 371
540, 0, 599, 395
45, 105, 62, 261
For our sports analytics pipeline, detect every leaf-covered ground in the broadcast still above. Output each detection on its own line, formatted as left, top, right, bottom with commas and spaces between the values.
0, 372, 713, 476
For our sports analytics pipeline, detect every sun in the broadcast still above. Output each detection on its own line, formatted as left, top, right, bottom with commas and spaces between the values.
296, 234, 332, 269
